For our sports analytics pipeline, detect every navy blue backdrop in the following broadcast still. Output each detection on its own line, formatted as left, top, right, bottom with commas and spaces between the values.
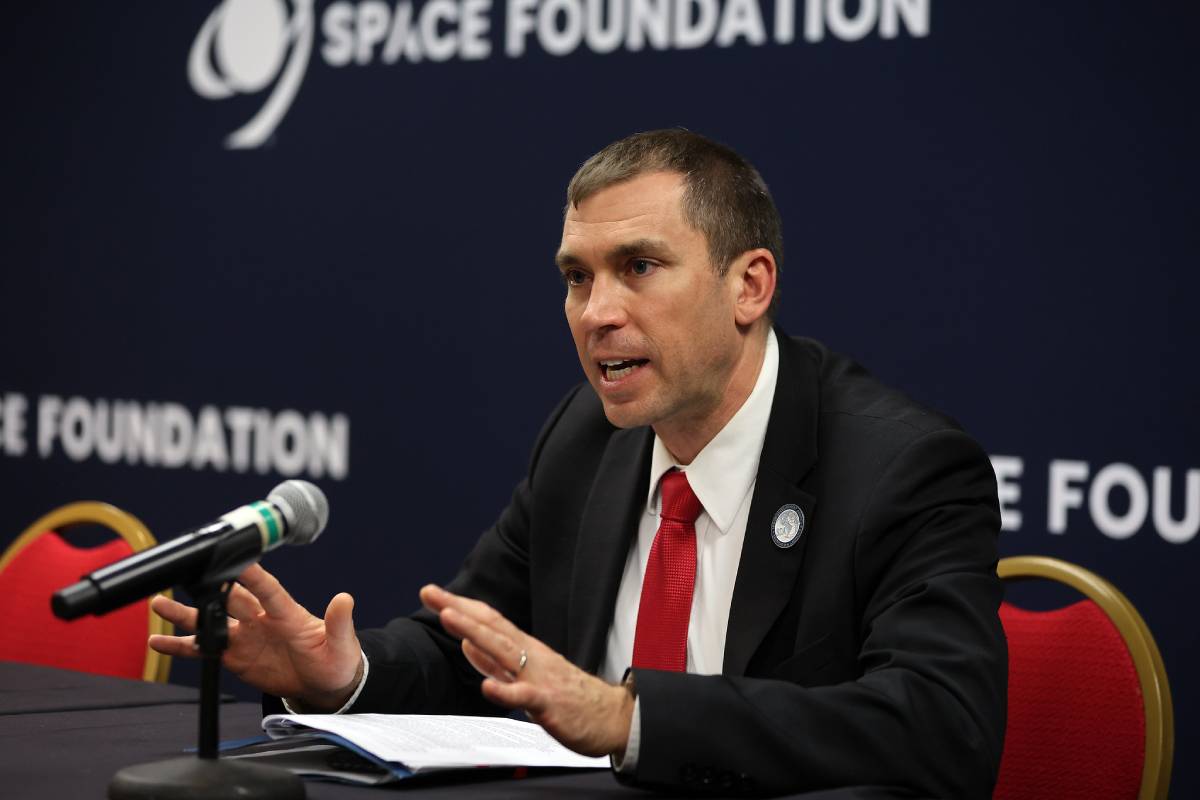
2, 2, 1196, 794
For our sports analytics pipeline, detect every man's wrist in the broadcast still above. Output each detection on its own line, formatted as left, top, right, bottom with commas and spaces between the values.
285, 651, 367, 714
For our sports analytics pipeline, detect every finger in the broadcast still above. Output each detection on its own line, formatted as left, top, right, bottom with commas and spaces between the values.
324, 593, 358, 655
151, 594, 198, 632
462, 638, 512, 682
421, 585, 524, 641
426, 587, 511, 630
236, 563, 298, 618
419, 584, 452, 614
439, 607, 523, 674
480, 677, 542, 712
148, 633, 199, 658
225, 583, 265, 622
420, 586, 529, 675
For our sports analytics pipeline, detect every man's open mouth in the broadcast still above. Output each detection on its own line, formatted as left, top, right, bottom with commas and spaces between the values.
599, 359, 649, 381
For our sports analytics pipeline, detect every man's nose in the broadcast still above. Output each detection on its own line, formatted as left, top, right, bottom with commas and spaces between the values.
579, 274, 628, 331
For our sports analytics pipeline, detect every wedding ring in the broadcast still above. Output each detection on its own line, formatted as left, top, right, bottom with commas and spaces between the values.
518, 649, 528, 673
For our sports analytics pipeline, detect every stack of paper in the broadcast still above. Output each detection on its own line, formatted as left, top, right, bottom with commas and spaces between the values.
221, 714, 609, 785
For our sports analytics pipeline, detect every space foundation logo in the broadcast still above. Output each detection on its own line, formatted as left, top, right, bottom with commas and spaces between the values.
189, 0, 315, 148
189, 0, 931, 148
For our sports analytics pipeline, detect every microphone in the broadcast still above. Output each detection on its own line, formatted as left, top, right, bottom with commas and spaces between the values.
51, 480, 329, 620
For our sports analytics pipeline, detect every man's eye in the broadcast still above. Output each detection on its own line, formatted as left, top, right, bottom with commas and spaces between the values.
630, 259, 655, 276
562, 269, 588, 287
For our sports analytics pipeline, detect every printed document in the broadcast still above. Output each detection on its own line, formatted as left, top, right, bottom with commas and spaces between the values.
259, 713, 608, 775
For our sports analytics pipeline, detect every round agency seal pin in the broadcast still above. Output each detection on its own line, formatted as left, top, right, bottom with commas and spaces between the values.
771, 504, 805, 549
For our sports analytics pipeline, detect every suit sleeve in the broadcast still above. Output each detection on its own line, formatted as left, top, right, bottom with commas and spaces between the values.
626, 429, 1007, 798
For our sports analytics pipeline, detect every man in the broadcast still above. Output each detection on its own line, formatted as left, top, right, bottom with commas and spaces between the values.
150, 130, 1006, 797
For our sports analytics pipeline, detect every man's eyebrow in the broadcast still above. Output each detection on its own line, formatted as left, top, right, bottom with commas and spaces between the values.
554, 250, 580, 271
609, 238, 675, 262
555, 238, 676, 271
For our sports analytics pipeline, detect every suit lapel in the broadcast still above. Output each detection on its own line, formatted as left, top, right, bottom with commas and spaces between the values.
723, 333, 820, 676
566, 426, 653, 673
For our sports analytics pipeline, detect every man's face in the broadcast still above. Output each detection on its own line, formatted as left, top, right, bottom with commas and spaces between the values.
557, 171, 743, 433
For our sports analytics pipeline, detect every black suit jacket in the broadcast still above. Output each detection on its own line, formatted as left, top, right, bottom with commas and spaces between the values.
340, 333, 1007, 798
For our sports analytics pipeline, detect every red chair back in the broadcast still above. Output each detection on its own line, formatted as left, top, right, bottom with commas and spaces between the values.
995, 556, 1173, 800
995, 599, 1145, 800
0, 502, 171, 682
0, 531, 152, 680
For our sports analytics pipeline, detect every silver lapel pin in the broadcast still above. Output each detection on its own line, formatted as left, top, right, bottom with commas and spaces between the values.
771, 504, 805, 549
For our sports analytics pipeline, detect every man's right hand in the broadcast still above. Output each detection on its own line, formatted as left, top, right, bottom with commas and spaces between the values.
148, 563, 364, 712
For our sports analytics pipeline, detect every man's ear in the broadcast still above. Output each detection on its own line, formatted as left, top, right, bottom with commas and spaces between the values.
729, 248, 777, 327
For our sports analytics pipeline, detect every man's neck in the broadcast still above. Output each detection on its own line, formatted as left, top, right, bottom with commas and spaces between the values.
654, 327, 771, 465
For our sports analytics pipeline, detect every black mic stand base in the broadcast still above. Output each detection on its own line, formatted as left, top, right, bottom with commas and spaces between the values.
109, 756, 305, 800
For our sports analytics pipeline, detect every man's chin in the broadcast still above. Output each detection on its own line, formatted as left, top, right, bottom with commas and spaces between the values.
599, 398, 654, 430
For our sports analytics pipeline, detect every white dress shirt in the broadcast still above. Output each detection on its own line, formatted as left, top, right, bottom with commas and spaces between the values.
605, 329, 779, 770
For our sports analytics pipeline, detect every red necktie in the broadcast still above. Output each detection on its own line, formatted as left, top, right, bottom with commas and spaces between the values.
631, 470, 702, 671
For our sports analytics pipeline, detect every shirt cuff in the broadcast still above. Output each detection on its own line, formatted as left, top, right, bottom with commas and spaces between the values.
610, 696, 641, 774
281, 649, 370, 715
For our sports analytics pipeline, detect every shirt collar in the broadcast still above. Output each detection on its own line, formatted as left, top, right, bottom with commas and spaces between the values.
646, 329, 780, 533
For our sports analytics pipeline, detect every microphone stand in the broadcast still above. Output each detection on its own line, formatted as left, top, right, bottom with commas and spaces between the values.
108, 580, 304, 800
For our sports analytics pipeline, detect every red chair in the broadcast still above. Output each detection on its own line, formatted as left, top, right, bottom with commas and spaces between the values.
0, 502, 172, 682
995, 556, 1173, 800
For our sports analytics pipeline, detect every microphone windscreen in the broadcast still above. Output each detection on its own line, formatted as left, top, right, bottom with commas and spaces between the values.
269, 480, 329, 544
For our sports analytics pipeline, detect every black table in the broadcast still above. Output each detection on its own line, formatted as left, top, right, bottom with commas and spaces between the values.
0, 662, 925, 799
0, 661, 201, 715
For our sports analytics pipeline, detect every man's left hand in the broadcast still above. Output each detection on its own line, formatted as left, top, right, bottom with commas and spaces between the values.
419, 584, 633, 759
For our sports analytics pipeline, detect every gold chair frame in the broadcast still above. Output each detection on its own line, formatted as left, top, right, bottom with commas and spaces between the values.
0, 502, 173, 683
998, 555, 1173, 800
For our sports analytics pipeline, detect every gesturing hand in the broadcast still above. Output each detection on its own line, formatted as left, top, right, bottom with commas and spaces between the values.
148, 563, 363, 712
420, 585, 634, 759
